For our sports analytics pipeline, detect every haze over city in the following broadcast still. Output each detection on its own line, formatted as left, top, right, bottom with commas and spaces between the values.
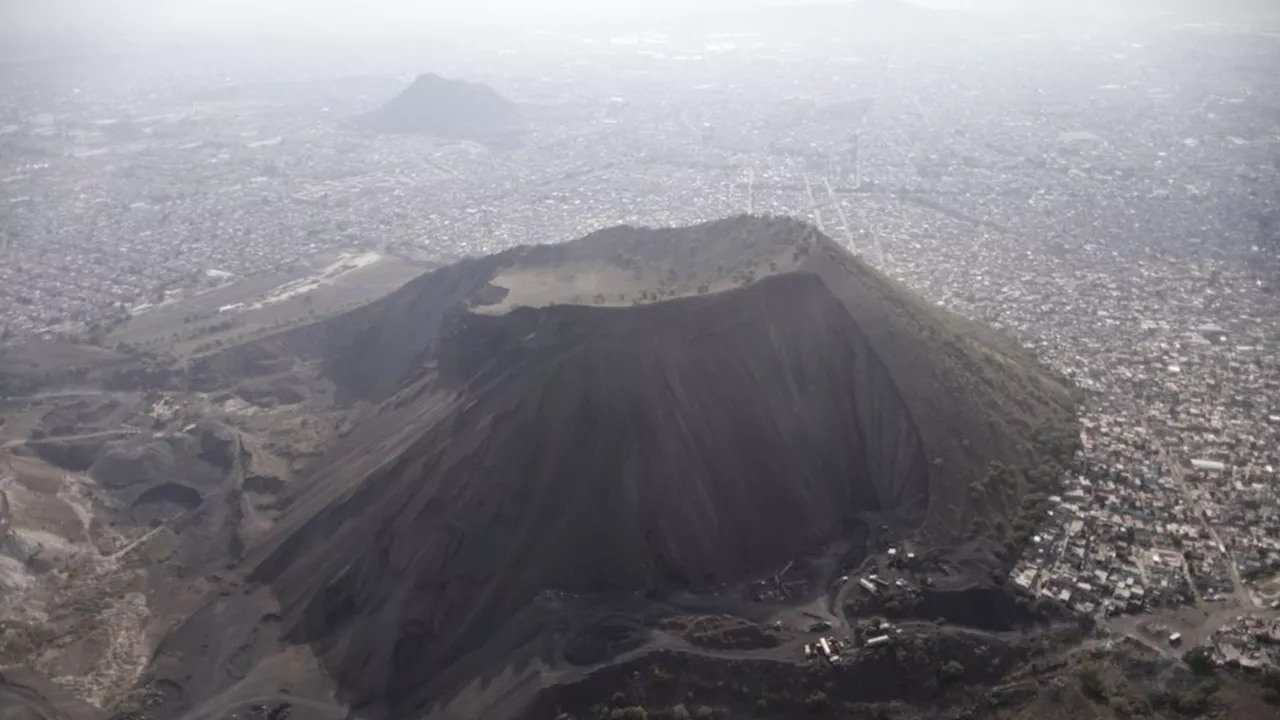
1, 0, 1279, 719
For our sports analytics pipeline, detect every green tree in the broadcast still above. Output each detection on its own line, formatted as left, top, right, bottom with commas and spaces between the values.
939, 660, 966, 683
1262, 669, 1280, 705
1183, 646, 1215, 676
1171, 680, 1217, 715
1079, 665, 1107, 703
804, 690, 830, 714
1261, 668, 1280, 692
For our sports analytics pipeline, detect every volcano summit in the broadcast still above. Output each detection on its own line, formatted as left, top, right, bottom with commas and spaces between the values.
118, 216, 1076, 720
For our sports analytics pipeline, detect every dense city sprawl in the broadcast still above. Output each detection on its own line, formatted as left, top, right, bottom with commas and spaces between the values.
2, 12, 1279, 669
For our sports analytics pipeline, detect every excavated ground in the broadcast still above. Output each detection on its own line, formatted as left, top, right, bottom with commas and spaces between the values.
0, 390, 316, 715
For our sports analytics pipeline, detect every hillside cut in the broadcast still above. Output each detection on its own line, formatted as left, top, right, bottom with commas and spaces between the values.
236, 216, 1073, 712
354, 72, 523, 144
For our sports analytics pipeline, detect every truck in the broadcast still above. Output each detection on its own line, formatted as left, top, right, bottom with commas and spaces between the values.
866, 635, 891, 648
859, 578, 878, 594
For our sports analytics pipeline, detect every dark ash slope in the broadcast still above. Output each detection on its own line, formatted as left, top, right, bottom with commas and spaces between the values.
227, 216, 1073, 714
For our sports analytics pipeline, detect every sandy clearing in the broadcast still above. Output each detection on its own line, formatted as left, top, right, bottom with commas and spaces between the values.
246, 251, 384, 310
56, 473, 97, 549
474, 263, 637, 314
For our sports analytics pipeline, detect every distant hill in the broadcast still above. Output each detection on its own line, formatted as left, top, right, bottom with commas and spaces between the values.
353, 72, 523, 146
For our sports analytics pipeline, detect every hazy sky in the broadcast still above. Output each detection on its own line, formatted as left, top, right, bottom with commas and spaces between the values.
3, 0, 859, 40
2, 0, 1274, 48
0, 0, 1075, 42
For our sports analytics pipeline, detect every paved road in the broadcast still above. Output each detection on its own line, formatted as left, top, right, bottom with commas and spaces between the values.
2, 389, 128, 403
1154, 435, 1252, 608
183, 692, 347, 720
822, 176, 857, 252
1106, 600, 1280, 656
0, 427, 146, 451
0, 472, 10, 539
803, 174, 827, 234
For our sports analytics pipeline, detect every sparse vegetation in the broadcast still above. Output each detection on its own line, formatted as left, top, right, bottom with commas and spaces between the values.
0, 620, 56, 663
804, 690, 829, 713
1169, 679, 1219, 716
1261, 669, 1280, 705
939, 660, 966, 683
969, 419, 1080, 564
1183, 646, 1215, 676
1079, 665, 1108, 704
